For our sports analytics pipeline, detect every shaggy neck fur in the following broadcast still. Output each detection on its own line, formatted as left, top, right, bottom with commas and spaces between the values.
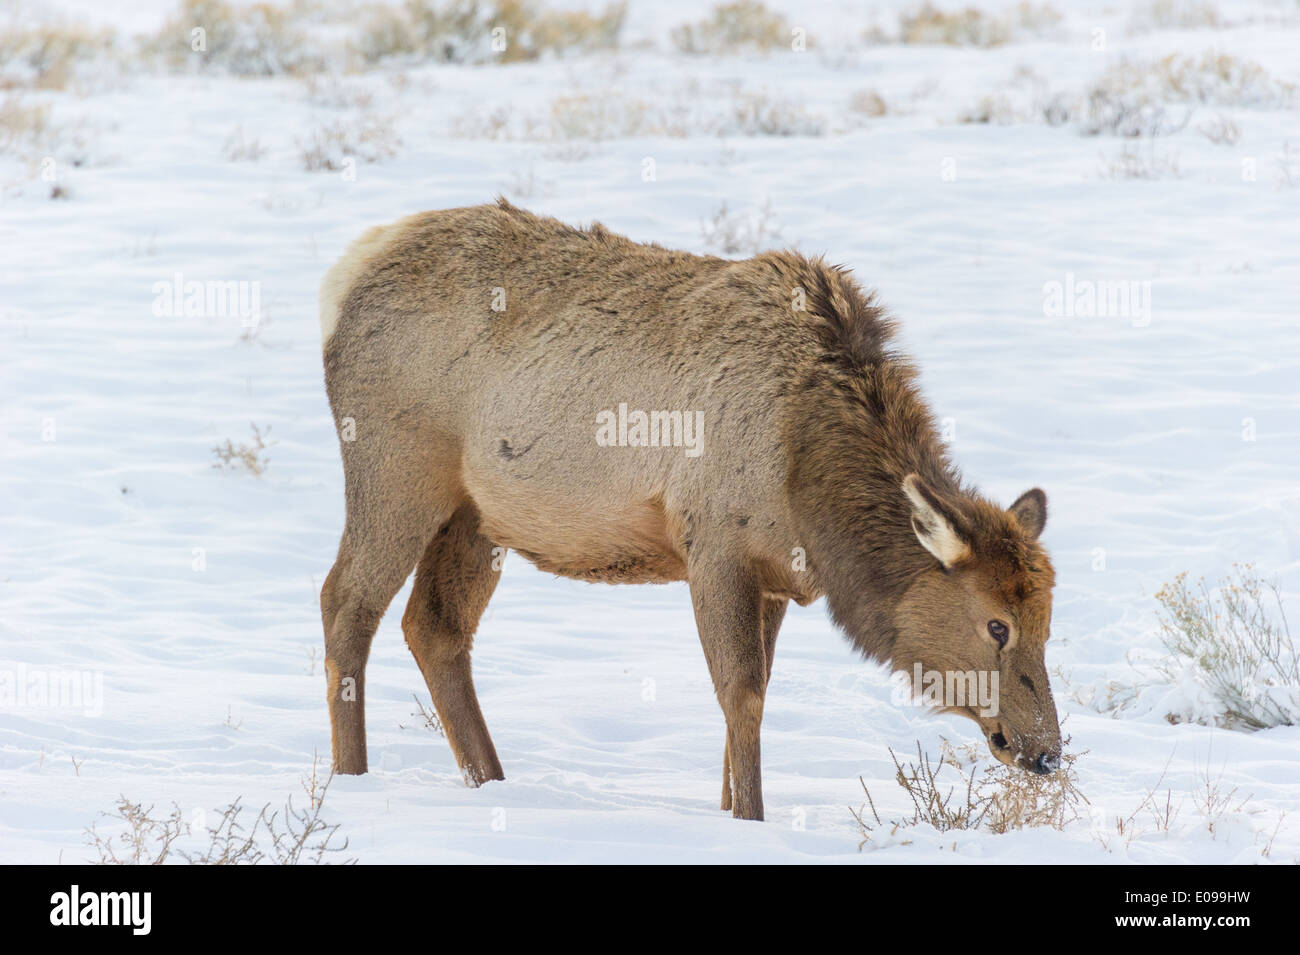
777, 256, 973, 662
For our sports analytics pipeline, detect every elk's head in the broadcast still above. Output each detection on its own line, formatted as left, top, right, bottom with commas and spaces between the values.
892, 473, 1060, 774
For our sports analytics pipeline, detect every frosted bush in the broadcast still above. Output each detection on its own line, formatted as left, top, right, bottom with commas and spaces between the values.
1104, 566, 1300, 730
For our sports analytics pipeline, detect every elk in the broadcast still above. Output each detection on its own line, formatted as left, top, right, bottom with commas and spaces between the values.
318, 199, 1060, 821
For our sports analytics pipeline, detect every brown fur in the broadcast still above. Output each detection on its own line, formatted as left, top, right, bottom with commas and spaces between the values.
318, 199, 1060, 820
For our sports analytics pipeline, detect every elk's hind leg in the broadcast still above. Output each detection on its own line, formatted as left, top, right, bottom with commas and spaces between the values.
402, 503, 504, 786
721, 596, 788, 811
322, 470, 449, 776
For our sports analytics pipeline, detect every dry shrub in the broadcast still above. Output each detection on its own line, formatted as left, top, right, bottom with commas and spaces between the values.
0, 94, 51, 157
1004, 1, 1062, 33
900, 3, 1010, 47
959, 94, 1020, 125
1197, 112, 1238, 145
723, 91, 825, 136
448, 104, 514, 139
212, 423, 274, 475
300, 73, 375, 110
701, 199, 779, 256
1157, 50, 1294, 107
223, 125, 267, 161
975, 747, 1088, 834
146, 0, 329, 76
0, 23, 117, 90
1154, 565, 1299, 730
1081, 59, 1207, 137
86, 760, 354, 864
1094, 758, 1180, 850
502, 166, 552, 199
1093, 752, 1279, 853
361, 0, 487, 64
849, 89, 888, 118
298, 113, 399, 170
1085, 52, 1293, 137
1100, 142, 1182, 178
1128, 0, 1221, 32
861, 21, 892, 46
1084, 95, 1191, 138
854, 744, 987, 836
899, 2, 1060, 48
546, 92, 652, 140
453, 85, 823, 142
351, 2, 419, 63
853, 740, 1087, 846
526, 2, 627, 59
355, 0, 625, 65
86, 799, 188, 864
400, 694, 446, 736
954, 66, 1075, 127
671, 1, 789, 55
1192, 756, 1250, 838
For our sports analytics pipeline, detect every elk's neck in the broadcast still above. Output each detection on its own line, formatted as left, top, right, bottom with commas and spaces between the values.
786, 368, 962, 662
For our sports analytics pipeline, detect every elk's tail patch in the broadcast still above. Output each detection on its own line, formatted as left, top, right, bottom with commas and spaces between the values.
319, 221, 404, 348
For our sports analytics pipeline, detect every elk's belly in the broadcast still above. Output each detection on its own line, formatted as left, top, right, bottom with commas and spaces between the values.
477, 501, 686, 584
462, 457, 687, 585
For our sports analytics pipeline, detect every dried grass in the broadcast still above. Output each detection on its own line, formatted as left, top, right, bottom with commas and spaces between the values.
211, 423, 274, 476
144, 0, 329, 76
0, 94, 51, 157
0, 23, 117, 90
848, 89, 888, 118
86, 757, 354, 864
700, 199, 780, 256
298, 113, 400, 170
898, 2, 1060, 48
671, 1, 790, 55
853, 739, 1088, 847
355, 0, 626, 65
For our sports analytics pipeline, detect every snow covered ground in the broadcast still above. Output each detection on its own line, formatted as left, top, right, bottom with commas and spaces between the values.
1, 0, 1298, 863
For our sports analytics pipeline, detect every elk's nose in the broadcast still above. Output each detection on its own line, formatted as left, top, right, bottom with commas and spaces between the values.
1033, 752, 1060, 775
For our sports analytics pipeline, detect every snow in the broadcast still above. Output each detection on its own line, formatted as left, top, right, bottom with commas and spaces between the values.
1, 0, 1298, 863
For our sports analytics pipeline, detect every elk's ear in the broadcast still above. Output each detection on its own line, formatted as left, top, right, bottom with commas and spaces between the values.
902, 474, 970, 569
1009, 488, 1047, 540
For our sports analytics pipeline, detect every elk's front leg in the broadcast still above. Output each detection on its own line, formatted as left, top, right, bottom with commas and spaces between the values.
690, 560, 767, 820
722, 595, 787, 811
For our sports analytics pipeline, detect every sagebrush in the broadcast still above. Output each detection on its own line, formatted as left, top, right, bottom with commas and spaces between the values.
852, 739, 1087, 846
86, 762, 354, 865
1153, 565, 1299, 730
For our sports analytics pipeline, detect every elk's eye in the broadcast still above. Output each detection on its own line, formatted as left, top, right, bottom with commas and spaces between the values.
988, 620, 1009, 646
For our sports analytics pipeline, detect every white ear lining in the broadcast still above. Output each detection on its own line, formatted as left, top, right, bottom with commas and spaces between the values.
903, 475, 970, 568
